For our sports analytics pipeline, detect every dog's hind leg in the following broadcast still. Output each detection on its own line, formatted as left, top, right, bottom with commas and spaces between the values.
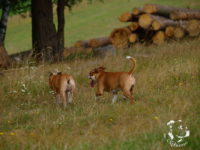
112, 90, 118, 104
122, 89, 134, 104
67, 92, 73, 104
112, 94, 118, 104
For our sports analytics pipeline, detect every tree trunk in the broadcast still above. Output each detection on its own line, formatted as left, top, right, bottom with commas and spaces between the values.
0, 0, 11, 69
0, 42, 10, 69
57, 0, 65, 61
31, 0, 59, 62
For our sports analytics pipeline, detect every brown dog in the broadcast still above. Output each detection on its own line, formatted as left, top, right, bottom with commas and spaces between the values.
49, 72, 75, 107
88, 56, 136, 104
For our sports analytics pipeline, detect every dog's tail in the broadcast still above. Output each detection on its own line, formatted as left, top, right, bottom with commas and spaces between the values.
126, 56, 136, 75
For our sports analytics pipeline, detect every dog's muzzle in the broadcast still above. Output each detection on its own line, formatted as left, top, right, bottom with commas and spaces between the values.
88, 76, 96, 87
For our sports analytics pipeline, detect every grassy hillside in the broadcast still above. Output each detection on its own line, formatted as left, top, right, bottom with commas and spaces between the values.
5, 0, 200, 54
0, 38, 200, 149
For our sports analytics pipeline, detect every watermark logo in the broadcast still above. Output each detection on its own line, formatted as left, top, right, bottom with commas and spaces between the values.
164, 120, 190, 147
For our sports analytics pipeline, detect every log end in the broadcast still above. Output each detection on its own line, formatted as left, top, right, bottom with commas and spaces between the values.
139, 14, 153, 29
144, 4, 157, 14
129, 33, 138, 43
119, 12, 133, 22
110, 27, 131, 49
165, 26, 175, 38
152, 31, 166, 45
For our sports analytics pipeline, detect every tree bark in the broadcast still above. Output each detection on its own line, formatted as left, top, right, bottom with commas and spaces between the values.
89, 37, 111, 48
57, 0, 65, 61
152, 18, 187, 30
31, 0, 59, 62
144, 4, 189, 17
170, 10, 200, 20
0, 0, 11, 69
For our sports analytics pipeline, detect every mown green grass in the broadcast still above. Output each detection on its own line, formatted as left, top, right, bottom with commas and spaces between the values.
0, 38, 200, 149
5, 0, 200, 54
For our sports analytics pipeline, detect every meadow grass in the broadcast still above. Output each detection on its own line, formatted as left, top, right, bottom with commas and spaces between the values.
0, 38, 200, 149
5, 0, 200, 54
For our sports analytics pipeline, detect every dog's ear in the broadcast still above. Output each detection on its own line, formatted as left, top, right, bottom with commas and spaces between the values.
98, 67, 106, 71
48, 72, 53, 76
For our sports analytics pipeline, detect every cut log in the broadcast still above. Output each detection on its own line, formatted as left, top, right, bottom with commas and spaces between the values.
174, 27, 186, 39
89, 37, 111, 48
139, 14, 165, 29
152, 31, 166, 45
118, 12, 138, 22
129, 22, 139, 31
165, 26, 175, 37
186, 20, 200, 37
110, 27, 131, 49
74, 40, 90, 49
144, 4, 189, 17
129, 33, 138, 43
133, 8, 144, 15
93, 45, 116, 57
170, 10, 200, 20
152, 18, 187, 30
152, 18, 175, 30
64, 46, 92, 57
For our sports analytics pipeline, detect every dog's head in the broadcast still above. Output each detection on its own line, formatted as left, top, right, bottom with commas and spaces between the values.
88, 67, 106, 87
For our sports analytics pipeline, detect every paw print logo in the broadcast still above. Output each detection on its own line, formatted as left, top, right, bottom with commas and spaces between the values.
164, 120, 190, 147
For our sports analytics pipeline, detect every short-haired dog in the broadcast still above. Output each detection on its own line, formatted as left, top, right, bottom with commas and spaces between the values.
49, 72, 75, 107
88, 56, 136, 104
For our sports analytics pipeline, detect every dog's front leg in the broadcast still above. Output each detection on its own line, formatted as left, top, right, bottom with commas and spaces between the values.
95, 93, 102, 101
61, 91, 67, 108
67, 92, 73, 104
55, 94, 62, 104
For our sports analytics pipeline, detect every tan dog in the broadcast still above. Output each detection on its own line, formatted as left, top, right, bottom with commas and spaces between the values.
88, 56, 136, 104
49, 72, 75, 107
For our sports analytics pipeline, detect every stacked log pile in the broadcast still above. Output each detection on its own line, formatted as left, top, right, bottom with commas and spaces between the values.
110, 4, 200, 48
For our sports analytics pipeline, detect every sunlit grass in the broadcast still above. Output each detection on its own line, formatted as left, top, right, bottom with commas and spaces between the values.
0, 38, 200, 149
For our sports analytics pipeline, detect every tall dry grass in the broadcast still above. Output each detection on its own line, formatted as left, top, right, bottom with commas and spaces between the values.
0, 38, 200, 149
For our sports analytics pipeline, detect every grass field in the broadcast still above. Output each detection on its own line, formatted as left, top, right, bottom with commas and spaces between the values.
1, 0, 200, 149
0, 38, 200, 149
5, 0, 200, 54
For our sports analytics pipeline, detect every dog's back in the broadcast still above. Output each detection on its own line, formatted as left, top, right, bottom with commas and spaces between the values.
49, 73, 75, 93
